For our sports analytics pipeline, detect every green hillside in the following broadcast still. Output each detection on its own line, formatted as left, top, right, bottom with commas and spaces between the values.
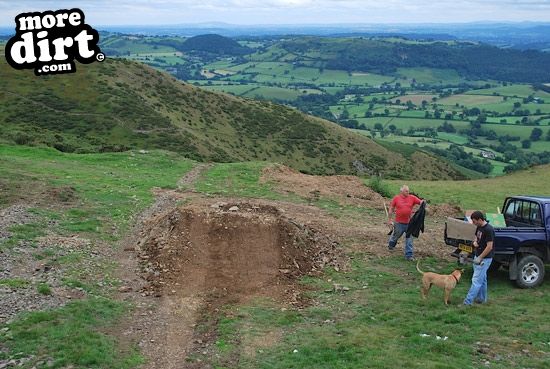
64, 35, 550, 177
0, 49, 464, 179
1, 144, 549, 369
277, 36, 550, 82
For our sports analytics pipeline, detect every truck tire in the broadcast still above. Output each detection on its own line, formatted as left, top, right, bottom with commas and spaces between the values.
516, 255, 545, 288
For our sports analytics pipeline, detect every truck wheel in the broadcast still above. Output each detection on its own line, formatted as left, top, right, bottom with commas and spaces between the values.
516, 255, 545, 288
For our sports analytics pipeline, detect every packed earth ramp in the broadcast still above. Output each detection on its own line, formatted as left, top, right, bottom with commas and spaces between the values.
138, 202, 343, 304
261, 164, 387, 209
118, 196, 344, 369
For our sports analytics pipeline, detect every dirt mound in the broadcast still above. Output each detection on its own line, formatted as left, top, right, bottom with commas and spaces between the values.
261, 164, 385, 208
137, 202, 342, 305
428, 203, 463, 218
131, 201, 343, 368
42, 186, 78, 204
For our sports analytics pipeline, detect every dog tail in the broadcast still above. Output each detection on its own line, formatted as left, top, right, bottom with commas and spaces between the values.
416, 260, 424, 275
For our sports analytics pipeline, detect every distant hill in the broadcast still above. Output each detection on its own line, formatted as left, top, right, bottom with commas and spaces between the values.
0, 52, 464, 179
181, 34, 250, 55
96, 33, 550, 83
95, 23, 550, 51
277, 37, 550, 83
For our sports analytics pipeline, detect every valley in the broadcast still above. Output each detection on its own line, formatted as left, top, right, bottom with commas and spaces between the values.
98, 33, 550, 177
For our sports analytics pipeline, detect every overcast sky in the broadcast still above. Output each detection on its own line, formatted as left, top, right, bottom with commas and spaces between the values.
1, 0, 549, 27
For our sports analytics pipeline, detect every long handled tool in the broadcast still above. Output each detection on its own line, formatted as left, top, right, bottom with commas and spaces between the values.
384, 202, 393, 235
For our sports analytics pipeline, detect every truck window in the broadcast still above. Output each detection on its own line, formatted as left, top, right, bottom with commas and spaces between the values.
505, 200, 521, 219
520, 201, 531, 221
504, 199, 542, 227
529, 202, 542, 227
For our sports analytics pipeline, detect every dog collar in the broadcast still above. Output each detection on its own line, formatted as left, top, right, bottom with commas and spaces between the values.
452, 274, 459, 283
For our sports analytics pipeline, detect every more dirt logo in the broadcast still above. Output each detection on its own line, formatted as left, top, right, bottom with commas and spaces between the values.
5, 8, 104, 76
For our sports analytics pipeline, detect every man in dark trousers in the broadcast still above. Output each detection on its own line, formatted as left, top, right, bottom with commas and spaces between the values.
463, 211, 494, 305
387, 185, 424, 260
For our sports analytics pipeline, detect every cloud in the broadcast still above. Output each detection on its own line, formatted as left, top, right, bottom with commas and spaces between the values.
1, 0, 549, 26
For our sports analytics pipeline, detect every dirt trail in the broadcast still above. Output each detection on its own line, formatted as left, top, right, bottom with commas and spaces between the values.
114, 164, 210, 369
177, 163, 213, 190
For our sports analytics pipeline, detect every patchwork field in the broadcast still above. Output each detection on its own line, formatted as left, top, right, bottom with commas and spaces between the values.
99, 34, 550, 178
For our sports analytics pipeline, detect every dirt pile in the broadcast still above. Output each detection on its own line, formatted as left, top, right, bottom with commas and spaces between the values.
428, 203, 463, 218
42, 186, 77, 204
261, 164, 386, 208
137, 202, 342, 305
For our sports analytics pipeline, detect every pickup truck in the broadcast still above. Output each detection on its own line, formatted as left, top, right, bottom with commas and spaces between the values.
445, 196, 550, 288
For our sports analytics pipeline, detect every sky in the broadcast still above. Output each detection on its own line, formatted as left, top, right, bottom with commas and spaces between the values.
0, 0, 549, 27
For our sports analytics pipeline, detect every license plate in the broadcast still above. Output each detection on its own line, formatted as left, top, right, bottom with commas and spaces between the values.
458, 243, 473, 253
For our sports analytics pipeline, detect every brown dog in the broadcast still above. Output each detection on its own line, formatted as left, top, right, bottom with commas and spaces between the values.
416, 261, 464, 305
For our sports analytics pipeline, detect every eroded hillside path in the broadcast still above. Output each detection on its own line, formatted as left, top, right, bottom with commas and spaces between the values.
115, 163, 213, 369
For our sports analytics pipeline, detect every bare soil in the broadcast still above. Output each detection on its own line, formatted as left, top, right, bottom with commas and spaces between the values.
261, 164, 386, 209
117, 196, 344, 369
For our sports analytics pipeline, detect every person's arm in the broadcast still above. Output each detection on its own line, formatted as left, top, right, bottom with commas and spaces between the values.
478, 241, 493, 260
411, 196, 424, 214
387, 197, 395, 225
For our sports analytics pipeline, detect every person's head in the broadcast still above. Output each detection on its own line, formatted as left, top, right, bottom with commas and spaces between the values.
400, 185, 410, 196
470, 211, 486, 226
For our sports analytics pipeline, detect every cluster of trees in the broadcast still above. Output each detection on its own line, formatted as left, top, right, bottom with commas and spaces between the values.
427, 144, 493, 174
280, 38, 550, 83
291, 93, 339, 122
168, 34, 251, 56
437, 121, 456, 133
504, 151, 550, 173
175, 65, 203, 80
534, 83, 550, 93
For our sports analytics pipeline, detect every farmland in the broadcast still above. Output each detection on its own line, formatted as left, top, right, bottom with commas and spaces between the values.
99, 33, 550, 177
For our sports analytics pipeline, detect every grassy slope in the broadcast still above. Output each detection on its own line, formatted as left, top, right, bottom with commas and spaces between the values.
1, 146, 549, 369
0, 48, 461, 179
0, 145, 194, 231
386, 164, 550, 211
0, 145, 196, 368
